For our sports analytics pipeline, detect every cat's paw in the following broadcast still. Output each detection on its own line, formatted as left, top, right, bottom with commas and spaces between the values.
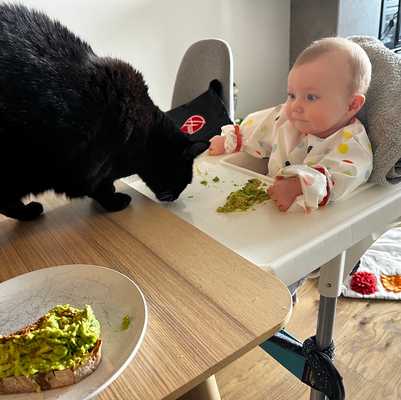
96, 192, 131, 212
17, 201, 44, 221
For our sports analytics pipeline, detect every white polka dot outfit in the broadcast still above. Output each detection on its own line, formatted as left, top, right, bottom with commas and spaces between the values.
220, 105, 373, 212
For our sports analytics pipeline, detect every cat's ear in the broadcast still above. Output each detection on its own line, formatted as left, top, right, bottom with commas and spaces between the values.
183, 142, 209, 160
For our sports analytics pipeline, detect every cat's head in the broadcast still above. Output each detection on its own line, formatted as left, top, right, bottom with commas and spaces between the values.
137, 113, 208, 201
92, 62, 207, 200
139, 128, 207, 201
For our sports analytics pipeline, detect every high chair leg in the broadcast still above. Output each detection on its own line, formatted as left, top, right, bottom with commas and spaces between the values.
260, 252, 347, 400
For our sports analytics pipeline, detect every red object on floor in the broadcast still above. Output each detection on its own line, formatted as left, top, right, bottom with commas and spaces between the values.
350, 271, 377, 295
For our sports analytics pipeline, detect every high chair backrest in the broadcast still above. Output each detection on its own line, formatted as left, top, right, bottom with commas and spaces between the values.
349, 35, 401, 185
171, 39, 234, 120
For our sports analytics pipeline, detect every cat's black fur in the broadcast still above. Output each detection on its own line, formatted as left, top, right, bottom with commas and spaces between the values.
0, 4, 207, 221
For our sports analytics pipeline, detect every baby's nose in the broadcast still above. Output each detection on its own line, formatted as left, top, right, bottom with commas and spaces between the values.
293, 99, 304, 113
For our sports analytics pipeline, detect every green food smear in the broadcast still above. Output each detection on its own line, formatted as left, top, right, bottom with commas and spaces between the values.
0, 304, 100, 379
121, 315, 131, 331
217, 179, 269, 213
200, 180, 208, 186
212, 176, 220, 183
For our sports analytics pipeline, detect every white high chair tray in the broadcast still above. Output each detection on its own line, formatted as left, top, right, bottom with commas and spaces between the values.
125, 152, 401, 285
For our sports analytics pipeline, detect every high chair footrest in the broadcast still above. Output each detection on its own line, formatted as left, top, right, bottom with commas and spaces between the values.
302, 335, 345, 400
260, 331, 345, 400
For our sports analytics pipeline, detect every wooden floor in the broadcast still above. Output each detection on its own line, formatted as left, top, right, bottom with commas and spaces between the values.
216, 279, 401, 400
2, 193, 401, 399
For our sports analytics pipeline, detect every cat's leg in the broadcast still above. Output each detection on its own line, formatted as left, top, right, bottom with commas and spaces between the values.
90, 181, 131, 212
0, 200, 43, 221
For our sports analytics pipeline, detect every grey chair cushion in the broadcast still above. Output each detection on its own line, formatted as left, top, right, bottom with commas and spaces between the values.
349, 36, 401, 184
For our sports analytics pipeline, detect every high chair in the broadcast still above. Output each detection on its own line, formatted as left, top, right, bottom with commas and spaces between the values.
128, 38, 401, 400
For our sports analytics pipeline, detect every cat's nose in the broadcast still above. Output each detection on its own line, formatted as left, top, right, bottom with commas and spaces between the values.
157, 192, 176, 202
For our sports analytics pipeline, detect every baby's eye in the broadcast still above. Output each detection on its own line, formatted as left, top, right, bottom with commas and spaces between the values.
306, 94, 318, 101
287, 93, 295, 100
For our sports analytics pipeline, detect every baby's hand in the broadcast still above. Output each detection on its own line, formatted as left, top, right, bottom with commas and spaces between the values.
208, 135, 226, 155
267, 176, 302, 212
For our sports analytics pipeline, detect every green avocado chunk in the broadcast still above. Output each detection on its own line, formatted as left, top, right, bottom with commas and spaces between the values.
121, 315, 131, 331
0, 304, 100, 379
217, 178, 269, 213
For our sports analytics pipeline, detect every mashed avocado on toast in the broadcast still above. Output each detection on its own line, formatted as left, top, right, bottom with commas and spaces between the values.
0, 304, 101, 393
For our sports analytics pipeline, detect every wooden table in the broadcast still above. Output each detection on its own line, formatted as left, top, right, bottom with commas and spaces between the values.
0, 185, 291, 400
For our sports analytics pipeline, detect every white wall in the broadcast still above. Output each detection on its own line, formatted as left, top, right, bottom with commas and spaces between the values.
6, 0, 290, 117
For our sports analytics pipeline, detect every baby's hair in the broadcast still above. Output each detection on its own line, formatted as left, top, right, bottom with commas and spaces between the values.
294, 37, 371, 95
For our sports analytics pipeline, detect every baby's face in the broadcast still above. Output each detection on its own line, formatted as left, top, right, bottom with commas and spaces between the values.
285, 53, 355, 138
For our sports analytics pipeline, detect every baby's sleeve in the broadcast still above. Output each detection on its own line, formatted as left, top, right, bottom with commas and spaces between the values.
221, 106, 280, 157
278, 124, 373, 211
317, 128, 373, 202
278, 165, 331, 211
220, 124, 243, 153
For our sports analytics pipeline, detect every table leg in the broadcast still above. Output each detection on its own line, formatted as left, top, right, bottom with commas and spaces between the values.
178, 375, 221, 400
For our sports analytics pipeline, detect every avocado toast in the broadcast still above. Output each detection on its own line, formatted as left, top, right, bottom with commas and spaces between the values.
0, 304, 102, 394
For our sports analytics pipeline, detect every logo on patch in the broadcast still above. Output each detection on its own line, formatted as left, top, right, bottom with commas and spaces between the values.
180, 115, 206, 134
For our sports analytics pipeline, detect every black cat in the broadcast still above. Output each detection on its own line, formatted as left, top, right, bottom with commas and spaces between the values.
0, 4, 207, 221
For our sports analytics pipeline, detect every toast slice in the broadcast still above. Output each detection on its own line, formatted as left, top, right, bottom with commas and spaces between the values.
0, 305, 102, 394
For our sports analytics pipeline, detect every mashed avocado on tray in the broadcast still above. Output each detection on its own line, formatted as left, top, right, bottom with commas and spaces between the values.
217, 178, 269, 213
0, 304, 100, 379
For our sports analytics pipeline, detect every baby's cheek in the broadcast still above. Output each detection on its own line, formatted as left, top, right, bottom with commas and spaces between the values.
309, 112, 326, 129
283, 103, 292, 120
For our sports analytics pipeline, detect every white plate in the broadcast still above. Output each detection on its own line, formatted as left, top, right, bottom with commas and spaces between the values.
0, 264, 148, 400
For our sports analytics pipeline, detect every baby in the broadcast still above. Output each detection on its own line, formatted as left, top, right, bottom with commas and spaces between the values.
209, 37, 373, 212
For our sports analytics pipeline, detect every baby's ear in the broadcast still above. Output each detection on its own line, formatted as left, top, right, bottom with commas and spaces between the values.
349, 94, 366, 114
183, 142, 209, 160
